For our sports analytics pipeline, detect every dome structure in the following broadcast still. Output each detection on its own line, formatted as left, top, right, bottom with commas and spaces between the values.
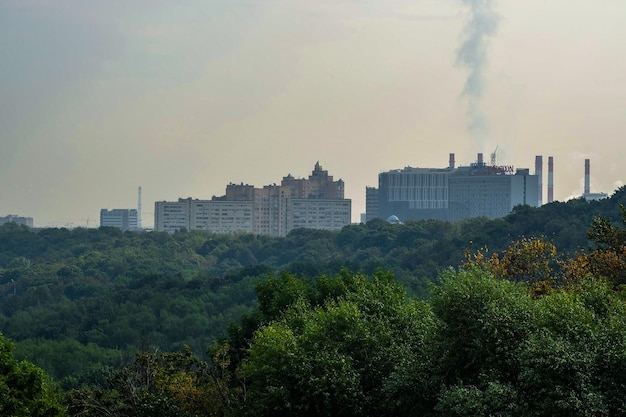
387, 215, 401, 224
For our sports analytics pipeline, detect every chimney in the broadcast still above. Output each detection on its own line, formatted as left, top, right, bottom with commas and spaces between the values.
477, 153, 484, 165
137, 186, 142, 230
547, 157, 554, 203
535, 156, 543, 206
449, 153, 455, 169
584, 159, 590, 195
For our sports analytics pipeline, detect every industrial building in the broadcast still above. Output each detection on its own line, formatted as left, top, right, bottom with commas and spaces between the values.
368, 153, 541, 223
100, 209, 139, 231
154, 163, 351, 235
582, 159, 609, 201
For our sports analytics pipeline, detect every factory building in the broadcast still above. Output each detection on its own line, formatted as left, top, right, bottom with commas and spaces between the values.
368, 153, 540, 223
377, 167, 450, 222
448, 165, 538, 222
100, 209, 138, 231
582, 158, 608, 201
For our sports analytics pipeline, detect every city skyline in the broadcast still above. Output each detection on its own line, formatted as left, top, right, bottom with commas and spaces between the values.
2, 1, 625, 228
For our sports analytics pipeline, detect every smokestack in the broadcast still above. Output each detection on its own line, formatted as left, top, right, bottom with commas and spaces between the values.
449, 153, 455, 169
535, 156, 543, 206
547, 156, 554, 203
138, 186, 142, 230
477, 153, 484, 165
584, 159, 590, 195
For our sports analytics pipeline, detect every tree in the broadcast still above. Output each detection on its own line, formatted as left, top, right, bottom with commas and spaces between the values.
463, 236, 560, 294
66, 345, 232, 417
240, 271, 434, 417
563, 205, 626, 287
0, 332, 64, 417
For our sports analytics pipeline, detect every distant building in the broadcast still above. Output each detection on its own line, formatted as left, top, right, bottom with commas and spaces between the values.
100, 209, 138, 231
368, 153, 539, 223
287, 198, 351, 233
154, 200, 191, 232
281, 161, 345, 199
190, 199, 254, 233
376, 167, 450, 222
365, 186, 379, 222
583, 192, 609, 201
448, 165, 538, 222
253, 185, 290, 237
0, 215, 33, 228
582, 158, 609, 201
154, 163, 351, 235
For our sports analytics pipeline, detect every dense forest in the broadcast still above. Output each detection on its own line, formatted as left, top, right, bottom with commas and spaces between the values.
1, 187, 626, 416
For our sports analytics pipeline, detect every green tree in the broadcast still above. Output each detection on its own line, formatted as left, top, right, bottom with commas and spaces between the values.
0, 332, 65, 417
241, 271, 434, 417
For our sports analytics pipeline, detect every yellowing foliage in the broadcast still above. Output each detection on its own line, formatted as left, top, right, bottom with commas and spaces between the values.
464, 237, 558, 295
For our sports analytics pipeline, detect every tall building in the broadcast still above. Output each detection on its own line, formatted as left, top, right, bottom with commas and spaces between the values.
287, 199, 352, 233
376, 167, 451, 222
154, 199, 192, 232
365, 186, 379, 222
281, 161, 345, 199
448, 165, 538, 222
191, 199, 254, 233
368, 153, 539, 223
154, 163, 351, 235
253, 185, 289, 237
100, 209, 138, 230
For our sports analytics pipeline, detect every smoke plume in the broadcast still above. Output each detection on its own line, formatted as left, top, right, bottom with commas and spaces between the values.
457, 0, 499, 149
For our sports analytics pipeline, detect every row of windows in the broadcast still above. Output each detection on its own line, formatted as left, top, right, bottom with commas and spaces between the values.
387, 187, 448, 202
409, 200, 448, 209
386, 172, 449, 187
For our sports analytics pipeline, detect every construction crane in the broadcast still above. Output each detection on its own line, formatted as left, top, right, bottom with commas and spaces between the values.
490, 145, 499, 166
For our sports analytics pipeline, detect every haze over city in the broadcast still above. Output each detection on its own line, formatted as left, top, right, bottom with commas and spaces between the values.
2, 0, 625, 228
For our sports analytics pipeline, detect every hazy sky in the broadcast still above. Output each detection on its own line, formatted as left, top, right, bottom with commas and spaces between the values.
2, 0, 625, 227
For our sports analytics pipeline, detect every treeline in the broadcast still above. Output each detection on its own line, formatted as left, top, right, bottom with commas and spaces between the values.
0, 187, 624, 388
0, 189, 625, 415
65, 203, 626, 416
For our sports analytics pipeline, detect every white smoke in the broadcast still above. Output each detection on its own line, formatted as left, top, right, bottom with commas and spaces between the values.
457, 0, 499, 150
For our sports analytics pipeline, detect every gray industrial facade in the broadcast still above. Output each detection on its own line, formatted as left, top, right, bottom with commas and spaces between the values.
100, 209, 139, 230
369, 155, 539, 223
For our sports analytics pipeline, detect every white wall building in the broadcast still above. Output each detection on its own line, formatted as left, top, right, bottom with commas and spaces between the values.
286, 199, 351, 233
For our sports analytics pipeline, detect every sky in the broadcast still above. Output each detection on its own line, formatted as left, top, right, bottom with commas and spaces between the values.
1, 0, 625, 228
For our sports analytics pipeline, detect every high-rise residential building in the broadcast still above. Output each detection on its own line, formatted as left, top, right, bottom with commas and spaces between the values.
191, 199, 254, 233
368, 153, 539, 223
154, 199, 192, 232
286, 198, 351, 233
281, 161, 344, 199
100, 209, 138, 230
253, 185, 290, 236
154, 163, 351, 235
